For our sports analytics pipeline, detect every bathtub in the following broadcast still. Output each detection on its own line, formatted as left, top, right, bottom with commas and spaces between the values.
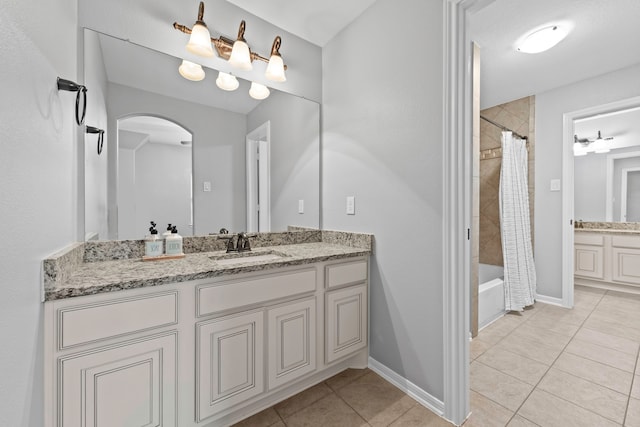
478, 264, 506, 330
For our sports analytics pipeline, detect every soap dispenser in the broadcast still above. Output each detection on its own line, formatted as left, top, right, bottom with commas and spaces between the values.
161, 224, 173, 241
144, 222, 163, 257
165, 226, 183, 256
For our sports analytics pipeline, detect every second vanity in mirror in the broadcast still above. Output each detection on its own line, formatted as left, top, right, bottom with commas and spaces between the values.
83, 29, 320, 241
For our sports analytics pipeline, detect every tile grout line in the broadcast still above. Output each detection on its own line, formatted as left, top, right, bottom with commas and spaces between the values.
623, 333, 640, 427
499, 292, 605, 425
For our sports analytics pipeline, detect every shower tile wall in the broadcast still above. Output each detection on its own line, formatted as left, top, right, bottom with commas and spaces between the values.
479, 96, 536, 267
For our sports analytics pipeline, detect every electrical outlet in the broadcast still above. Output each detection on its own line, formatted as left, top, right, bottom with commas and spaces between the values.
346, 196, 355, 215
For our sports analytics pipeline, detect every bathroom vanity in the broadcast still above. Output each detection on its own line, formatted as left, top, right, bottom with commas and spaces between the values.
574, 227, 640, 293
43, 230, 371, 427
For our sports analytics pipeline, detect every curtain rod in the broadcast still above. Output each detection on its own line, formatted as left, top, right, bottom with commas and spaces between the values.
480, 115, 528, 141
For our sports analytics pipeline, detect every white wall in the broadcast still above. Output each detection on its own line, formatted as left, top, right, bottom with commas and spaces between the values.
535, 62, 640, 298
247, 91, 320, 231
107, 83, 247, 237
0, 1, 78, 425
84, 29, 109, 240
323, 0, 445, 400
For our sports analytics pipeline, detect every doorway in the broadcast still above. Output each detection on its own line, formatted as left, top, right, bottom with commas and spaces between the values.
246, 121, 271, 232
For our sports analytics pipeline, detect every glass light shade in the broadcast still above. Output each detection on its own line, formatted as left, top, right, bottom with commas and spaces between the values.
229, 40, 253, 70
265, 54, 286, 82
593, 138, 610, 153
573, 143, 587, 156
186, 23, 214, 57
178, 60, 205, 81
215, 71, 239, 91
249, 82, 270, 100
517, 25, 568, 54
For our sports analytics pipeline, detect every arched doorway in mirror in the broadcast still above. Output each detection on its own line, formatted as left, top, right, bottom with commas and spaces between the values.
117, 115, 193, 240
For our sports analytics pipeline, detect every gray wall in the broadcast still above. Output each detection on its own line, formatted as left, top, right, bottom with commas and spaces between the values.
0, 1, 79, 425
574, 147, 640, 222
535, 62, 640, 298
107, 82, 247, 236
247, 91, 320, 231
322, 0, 445, 400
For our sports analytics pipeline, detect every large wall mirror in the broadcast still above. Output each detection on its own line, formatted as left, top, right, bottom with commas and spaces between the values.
574, 103, 640, 222
83, 29, 320, 240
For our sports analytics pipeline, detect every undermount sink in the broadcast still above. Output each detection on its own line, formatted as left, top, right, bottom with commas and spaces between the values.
210, 250, 289, 266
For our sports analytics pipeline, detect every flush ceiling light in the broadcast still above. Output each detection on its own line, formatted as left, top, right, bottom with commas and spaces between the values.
178, 59, 205, 81
249, 82, 270, 100
174, 2, 288, 81
517, 25, 568, 54
216, 71, 239, 91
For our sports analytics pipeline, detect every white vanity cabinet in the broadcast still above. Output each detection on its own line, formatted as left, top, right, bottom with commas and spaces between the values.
574, 231, 640, 292
45, 256, 369, 427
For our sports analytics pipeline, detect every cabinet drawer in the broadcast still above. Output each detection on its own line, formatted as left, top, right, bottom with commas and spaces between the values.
325, 260, 367, 289
612, 235, 640, 249
574, 233, 604, 246
58, 291, 178, 350
197, 268, 316, 317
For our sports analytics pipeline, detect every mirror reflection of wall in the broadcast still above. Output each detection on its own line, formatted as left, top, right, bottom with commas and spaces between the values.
117, 116, 193, 239
573, 103, 640, 223
83, 29, 320, 240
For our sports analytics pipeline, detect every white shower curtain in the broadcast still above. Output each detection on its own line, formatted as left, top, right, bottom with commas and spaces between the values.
499, 131, 536, 311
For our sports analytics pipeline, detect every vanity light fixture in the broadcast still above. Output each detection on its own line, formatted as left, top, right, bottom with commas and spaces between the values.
173, 2, 288, 81
249, 82, 270, 100
592, 131, 611, 153
517, 25, 569, 54
216, 71, 240, 91
178, 59, 206, 81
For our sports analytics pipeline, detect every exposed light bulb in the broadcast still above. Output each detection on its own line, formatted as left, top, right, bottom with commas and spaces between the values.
178, 60, 205, 81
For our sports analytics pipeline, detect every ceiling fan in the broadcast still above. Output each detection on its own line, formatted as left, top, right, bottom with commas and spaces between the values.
573, 130, 614, 155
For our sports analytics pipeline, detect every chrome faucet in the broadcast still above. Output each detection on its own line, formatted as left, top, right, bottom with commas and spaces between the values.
218, 231, 255, 253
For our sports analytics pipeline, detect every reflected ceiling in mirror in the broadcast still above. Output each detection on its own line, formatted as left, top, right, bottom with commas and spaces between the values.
83, 29, 320, 241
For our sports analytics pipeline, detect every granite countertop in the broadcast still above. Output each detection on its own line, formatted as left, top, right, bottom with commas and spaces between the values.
43, 230, 373, 301
575, 228, 640, 235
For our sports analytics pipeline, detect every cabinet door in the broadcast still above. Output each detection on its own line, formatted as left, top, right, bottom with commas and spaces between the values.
574, 244, 604, 279
325, 284, 368, 364
196, 311, 264, 422
267, 298, 316, 390
612, 247, 640, 285
58, 332, 177, 427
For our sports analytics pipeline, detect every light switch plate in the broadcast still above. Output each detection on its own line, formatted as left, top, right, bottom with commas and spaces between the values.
203, 181, 212, 192
298, 199, 304, 214
550, 179, 561, 192
346, 196, 355, 215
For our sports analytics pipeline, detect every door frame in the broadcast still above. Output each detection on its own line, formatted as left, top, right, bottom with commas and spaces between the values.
620, 166, 640, 222
246, 121, 271, 232
561, 95, 640, 308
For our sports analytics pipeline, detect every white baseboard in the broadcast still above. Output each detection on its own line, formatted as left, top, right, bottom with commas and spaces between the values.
368, 357, 445, 417
535, 293, 565, 307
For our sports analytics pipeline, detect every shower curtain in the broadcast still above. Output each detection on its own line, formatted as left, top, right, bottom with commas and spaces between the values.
499, 131, 536, 311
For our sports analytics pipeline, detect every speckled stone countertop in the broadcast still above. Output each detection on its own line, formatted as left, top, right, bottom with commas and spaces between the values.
43, 230, 373, 301
574, 221, 640, 235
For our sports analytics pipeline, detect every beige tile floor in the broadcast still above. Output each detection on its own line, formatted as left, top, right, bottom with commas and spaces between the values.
233, 285, 640, 426
468, 285, 640, 426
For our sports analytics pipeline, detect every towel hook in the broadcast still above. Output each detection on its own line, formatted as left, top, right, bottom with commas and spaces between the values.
57, 77, 87, 125
86, 125, 104, 155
